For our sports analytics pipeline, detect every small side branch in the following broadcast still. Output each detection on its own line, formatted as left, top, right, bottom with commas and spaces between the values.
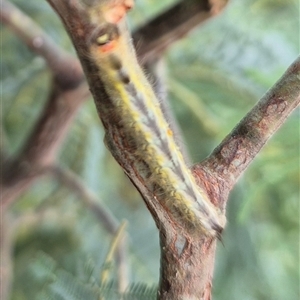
51, 166, 119, 234
196, 56, 300, 204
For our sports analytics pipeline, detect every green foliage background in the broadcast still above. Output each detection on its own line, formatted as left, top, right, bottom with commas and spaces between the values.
1, 0, 299, 299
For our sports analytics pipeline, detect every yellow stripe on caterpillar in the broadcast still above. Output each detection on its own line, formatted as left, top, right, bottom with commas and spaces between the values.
87, 18, 225, 238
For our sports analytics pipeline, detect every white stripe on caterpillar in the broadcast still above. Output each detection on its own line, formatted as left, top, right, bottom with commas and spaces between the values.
88, 21, 225, 238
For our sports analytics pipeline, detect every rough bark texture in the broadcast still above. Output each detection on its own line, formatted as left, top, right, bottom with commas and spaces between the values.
1, 0, 299, 299
1, 1, 228, 299
44, 2, 299, 298
200, 56, 300, 198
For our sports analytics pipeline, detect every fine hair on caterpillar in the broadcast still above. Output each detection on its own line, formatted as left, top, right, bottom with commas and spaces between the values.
130, 37, 146, 64
87, 18, 225, 238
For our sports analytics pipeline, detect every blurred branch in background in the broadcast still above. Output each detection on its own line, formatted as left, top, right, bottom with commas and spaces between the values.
50, 166, 129, 292
0, 0, 83, 81
168, 78, 220, 135
100, 221, 127, 290
1, 83, 89, 208
1, 0, 88, 208
1, 164, 130, 297
51, 166, 120, 234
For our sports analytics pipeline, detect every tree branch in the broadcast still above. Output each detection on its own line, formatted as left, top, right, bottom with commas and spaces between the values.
1, 82, 89, 209
0, 2, 230, 296
0, 1, 232, 298
51, 166, 119, 234
43, 1, 232, 299
2, 0, 297, 298
193, 56, 300, 208
133, 0, 227, 63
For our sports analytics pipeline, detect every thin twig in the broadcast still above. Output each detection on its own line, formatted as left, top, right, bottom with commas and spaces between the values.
100, 221, 127, 289
51, 166, 119, 233
0, 214, 14, 300
50, 166, 129, 292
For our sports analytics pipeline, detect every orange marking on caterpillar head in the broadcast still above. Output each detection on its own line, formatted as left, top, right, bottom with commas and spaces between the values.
98, 40, 117, 53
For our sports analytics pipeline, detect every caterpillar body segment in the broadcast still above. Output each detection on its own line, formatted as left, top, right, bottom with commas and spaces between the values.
88, 18, 224, 238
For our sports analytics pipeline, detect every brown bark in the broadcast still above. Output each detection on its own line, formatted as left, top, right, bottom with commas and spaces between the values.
44, 1, 299, 298
157, 56, 300, 299
0, 1, 229, 299
43, 1, 227, 299
199, 56, 300, 199
1, 0, 299, 299
134, 0, 213, 63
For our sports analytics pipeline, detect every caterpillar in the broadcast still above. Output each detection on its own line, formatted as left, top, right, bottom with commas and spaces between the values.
87, 16, 225, 238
